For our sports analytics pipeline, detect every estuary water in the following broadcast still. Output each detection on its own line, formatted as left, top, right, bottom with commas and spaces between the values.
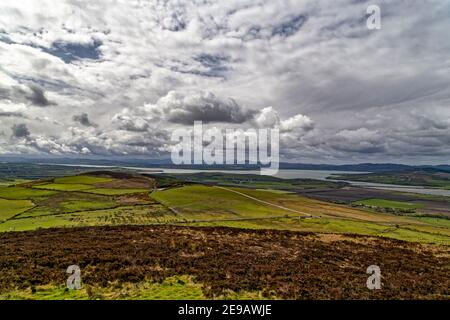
126, 167, 450, 197
48, 164, 450, 197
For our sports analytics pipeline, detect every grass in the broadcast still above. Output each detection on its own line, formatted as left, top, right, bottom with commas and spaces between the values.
353, 199, 424, 209
191, 217, 450, 245
0, 186, 58, 200
218, 187, 413, 223
0, 198, 34, 221
61, 200, 117, 213
0, 276, 205, 300
415, 217, 450, 228
0, 214, 78, 232
151, 185, 450, 244
63, 205, 178, 226
0, 172, 166, 231
53, 175, 113, 185
18, 193, 120, 218
0, 275, 273, 300
0, 178, 29, 187
0, 174, 448, 245
84, 188, 150, 195
33, 183, 96, 191
152, 185, 294, 220
0, 204, 176, 232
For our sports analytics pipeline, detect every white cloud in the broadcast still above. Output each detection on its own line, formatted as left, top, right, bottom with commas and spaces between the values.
0, 0, 448, 164
280, 114, 314, 133
254, 107, 280, 128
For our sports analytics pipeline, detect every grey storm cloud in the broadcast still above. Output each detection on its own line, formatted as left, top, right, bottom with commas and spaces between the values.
0, 111, 26, 118
73, 113, 97, 127
11, 123, 30, 138
138, 91, 258, 125
272, 14, 308, 38
0, 85, 54, 107
167, 99, 255, 125
27, 85, 54, 107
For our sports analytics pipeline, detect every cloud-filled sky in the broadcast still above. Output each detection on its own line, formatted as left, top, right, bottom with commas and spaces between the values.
0, 0, 449, 164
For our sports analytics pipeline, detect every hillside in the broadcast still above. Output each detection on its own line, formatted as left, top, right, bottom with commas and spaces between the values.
0, 225, 449, 300
330, 169, 450, 189
0, 170, 449, 300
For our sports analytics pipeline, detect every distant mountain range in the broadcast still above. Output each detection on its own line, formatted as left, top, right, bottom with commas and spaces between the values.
0, 156, 449, 173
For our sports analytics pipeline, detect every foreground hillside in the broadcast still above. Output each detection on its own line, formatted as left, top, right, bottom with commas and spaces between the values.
0, 225, 448, 300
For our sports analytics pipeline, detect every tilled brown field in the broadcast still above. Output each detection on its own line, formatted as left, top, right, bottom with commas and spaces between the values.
0, 225, 448, 299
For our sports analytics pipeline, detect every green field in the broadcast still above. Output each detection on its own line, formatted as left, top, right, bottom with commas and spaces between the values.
152, 185, 298, 220
0, 198, 34, 222
0, 204, 176, 232
84, 188, 150, 195
17, 192, 120, 218
0, 178, 29, 187
0, 186, 58, 200
414, 217, 450, 228
0, 173, 160, 231
53, 175, 113, 185
353, 199, 423, 209
0, 172, 448, 245
152, 185, 450, 244
33, 183, 96, 191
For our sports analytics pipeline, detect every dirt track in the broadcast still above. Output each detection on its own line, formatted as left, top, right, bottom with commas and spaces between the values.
215, 186, 317, 217
0, 225, 448, 299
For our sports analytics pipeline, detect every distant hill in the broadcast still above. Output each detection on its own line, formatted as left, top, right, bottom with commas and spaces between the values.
278, 162, 414, 172
330, 169, 450, 189
0, 156, 449, 173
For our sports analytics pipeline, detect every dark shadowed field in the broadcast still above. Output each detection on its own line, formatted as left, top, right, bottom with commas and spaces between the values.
0, 225, 448, 299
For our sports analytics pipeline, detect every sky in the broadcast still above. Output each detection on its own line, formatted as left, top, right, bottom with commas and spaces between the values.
0, 0, 449, 164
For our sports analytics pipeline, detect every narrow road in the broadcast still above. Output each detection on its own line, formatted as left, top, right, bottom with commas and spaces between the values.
214, 186, 318, 218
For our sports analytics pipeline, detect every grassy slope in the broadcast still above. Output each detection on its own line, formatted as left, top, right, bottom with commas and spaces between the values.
0, 186, 58, 200
0, 201, 174, 232
53, 176, 113, 185
33, 183, 96, 191
353, 199, 424, 209
84, 188, 150, 195
0, 173, 160, 231
0, 178, 30, 187
152, 185, 296, 219
153, 185, 450, 245
0, 198, 34, 221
